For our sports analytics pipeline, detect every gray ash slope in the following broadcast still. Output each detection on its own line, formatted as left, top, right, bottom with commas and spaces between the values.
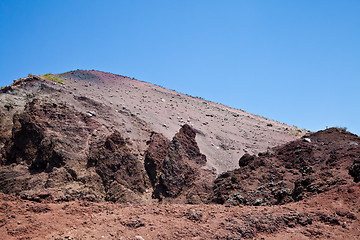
0, 70, 304, 203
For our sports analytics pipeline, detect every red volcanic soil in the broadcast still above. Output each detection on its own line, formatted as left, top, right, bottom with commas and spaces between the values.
0, 183, 359, 240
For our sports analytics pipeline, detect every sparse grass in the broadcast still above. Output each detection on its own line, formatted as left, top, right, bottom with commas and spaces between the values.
43, 73, 64, 83
286, 126, 303, 135
336, 126, 348, 132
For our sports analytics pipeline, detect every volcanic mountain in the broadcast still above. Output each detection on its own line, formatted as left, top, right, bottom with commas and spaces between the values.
0, 71, 304, 202
0, 70, 359, 239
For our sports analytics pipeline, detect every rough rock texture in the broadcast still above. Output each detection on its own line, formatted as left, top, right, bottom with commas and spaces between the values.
88, 130, 149, 203
0, 98, 105, 200
349, 159, 360, 183
213, 128, 360, 206
0, 94, 148, 203
146, 124, 215, 203
144, 132, 170, 188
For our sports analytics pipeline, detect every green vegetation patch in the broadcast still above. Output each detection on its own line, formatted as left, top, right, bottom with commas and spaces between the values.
43, 73, 64, 83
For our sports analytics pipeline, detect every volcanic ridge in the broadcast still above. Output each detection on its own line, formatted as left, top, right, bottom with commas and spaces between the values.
0, 71, 359, 239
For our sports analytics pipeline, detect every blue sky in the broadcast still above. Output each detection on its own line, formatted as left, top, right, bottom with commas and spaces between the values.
1, 0, 359, 135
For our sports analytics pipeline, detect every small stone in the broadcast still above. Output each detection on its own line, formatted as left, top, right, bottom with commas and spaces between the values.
303, 138, 311, 143
342, 222, 348, 229
134, 236, 144, 240
87, 111, 96, 117
254, 198, 263, 206
185, 210, 203, 221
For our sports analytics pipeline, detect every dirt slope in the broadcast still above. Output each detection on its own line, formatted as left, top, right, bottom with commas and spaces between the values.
57, 70, 305, 173
0, 71, 304, 203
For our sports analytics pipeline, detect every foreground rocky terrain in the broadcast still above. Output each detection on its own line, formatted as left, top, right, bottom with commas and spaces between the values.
0, 71, 359, 239
0, 183, 359, 239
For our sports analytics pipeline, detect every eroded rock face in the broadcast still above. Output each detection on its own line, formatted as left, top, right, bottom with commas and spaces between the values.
213, 128, 360, 206
146, 124, 214, 203
5, 110, 64, 171
2, 99, 99, 170
0, 98, 152, 203
144, 132, 170, 188
88, 130, 149, 203
0, 97, 213, 204
0, 99, 106, 201
349, 159, 360, 183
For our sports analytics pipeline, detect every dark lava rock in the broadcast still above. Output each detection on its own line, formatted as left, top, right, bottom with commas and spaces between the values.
0, 98, 150, 203
213, 128, 360, 206
349, 159, 360, 183
3, 99, 67, 171
148, 124, 213, 203
88, 130, 149, 203
0, 99, 107, 201
144, 132, 170, 188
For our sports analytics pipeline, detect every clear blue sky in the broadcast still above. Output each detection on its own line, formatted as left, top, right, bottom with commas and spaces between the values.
1, 0, 359, 135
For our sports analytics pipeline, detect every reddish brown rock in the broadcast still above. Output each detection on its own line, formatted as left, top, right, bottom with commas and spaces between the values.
213, 128, 360, 205
4, 100, 65, 171
148, 124, 214, 203
0, 99, 107, 200
88, 130, 149, 203
144, 132, 170, 188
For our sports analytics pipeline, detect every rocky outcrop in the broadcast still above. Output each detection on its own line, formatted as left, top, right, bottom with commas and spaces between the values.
0, 95, 213, 204
0, 97, 213, 204
144, 132, 170, 188
88, 131, 149, 203
349, 159, 360, 183
2, 99, 99, 170
0, 99, 106, 201
213, 128, 360, 206
146, 124, 214, 203
0, 98, 151, 203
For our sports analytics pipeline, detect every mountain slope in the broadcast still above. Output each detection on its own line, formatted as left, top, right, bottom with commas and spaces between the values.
0, 71, 304, 203
1, 71, 360, 239
59, 70, 306, 172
